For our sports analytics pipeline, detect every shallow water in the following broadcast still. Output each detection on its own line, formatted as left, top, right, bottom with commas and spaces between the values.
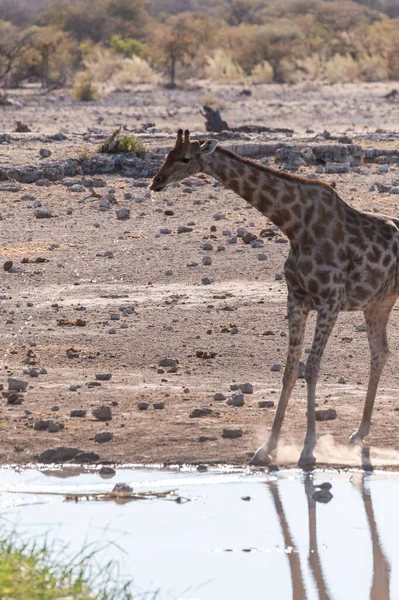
0, 465, 398, 599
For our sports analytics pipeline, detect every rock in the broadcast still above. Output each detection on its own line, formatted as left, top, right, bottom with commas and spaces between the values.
8, 378, 28, 392
202, 277, 212, 285
34, 419, 50, 431
95, 373, 112, 381
312, 487, 333, 503
95, 431, 114, 443
116, 207, 130, 220
112, 483, 132, 493
4, 260, 13, 271
222, 428, 243, 439
231, 393, 244, 407
257, 253, 268, 261
271, 364, 281, 372
99, 197, 111, 210
69, 384, 79, 391
177, 225, 193, 233
158, 358, 178, 368
214, 392, 226, 401
70, 409, 87, 418
298, 361, 306, 379
35, 209, 53, 219
138, 402, 149, 410
202, 256, 212, 266
242, 232, 257, 244
92, 405, 112, 421
39, 149, 52, 158
38, 446, 83, 463
35, 179, 51, 187
99, 466, 116, 477
213, 212, 225, 221
325, 162, 350, 174
258, 400, 275, 408
70, 184, 86, 192
201, 242, 213, 251
338, 376, 346, 384
160, 228, 172, 234
6, 392, 23, 405
315, 408, 337, 421
153, 402, 165, 409
190, 408, 213, 418
378, 164, 389, 173
238, 383, 253, 394
74, 451, 100, 463
48, 421, 62, 433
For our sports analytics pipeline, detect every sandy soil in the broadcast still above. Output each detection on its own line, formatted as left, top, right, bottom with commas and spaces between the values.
1, 81, 399, 469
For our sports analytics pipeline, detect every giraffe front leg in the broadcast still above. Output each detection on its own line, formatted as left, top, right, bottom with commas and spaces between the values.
252, 296, 309, 467
298, 308, 339, 469
349, 300, 394, 447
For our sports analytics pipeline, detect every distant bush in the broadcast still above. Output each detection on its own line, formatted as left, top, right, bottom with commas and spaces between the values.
109, 36, 145, 57
83, 46, 158, 87
250, 60, 273, 83
72, 71, 100, 101
325, 53, 360, 83
358, 53, 388, 81
204, 49, 244, 83
100, 131, 146, 155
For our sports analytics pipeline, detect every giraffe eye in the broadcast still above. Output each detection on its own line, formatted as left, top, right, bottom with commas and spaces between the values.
181, 157, 191, 164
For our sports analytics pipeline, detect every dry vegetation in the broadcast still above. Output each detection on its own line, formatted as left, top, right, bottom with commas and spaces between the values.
0, 0, 398, 95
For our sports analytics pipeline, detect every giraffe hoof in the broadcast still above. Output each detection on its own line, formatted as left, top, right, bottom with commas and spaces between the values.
298, 453, 316, 469
349, 432, 365, 446
250, 448, 272, 467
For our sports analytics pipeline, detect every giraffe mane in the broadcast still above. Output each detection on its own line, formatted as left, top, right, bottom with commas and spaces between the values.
215, 145, 338, 193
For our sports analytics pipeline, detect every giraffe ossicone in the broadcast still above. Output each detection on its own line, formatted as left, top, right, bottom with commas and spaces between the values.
150, 129, 399, 468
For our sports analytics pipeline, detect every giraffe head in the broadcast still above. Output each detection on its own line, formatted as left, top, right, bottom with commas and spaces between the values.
149, 129, 218, 192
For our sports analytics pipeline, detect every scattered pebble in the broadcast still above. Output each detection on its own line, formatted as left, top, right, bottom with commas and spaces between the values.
238, 383, 253, 394
190, 408, 213, 418
222, 428, 243, 439
95, 373, 112, 381
315, 408, 337, 421
258, 400, 275, 408
92, 405, 112, 421
138, 402, 149, 410
271, 364, 281, 372
95, 431, 113, 443
70, 409, 87, 418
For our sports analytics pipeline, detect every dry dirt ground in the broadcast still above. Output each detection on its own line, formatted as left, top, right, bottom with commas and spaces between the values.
1, 81, 399, 469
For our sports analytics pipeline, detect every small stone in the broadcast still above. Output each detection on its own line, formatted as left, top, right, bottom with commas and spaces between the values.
158, 358, 178, 368
160, 228, 172, 234
338, 376, 346, 384
222, 428, 243, 439
242, 232, 257, 244
69, 384, 79, 391
70, 409, 87, 418
271, 364, 281, 372
99, 466, 116, 477
202, 256, 212, 266
258, 400, 274, 408
238, 383, 253, 394
298, 362, 306, 379
35, 209, 52, 219
153, 402, 165, 409
39, 148, 52, 158
378, 164, 389, 173
213, 212, 225, 221
312, 488, 333, 503
70, 184, 86, 192
48, 421, 61, 433
95, 431, 113, 443
190, 408, 213, 418
214, 392, 226, 401
116, 207, 130, 220
138, 402, 149, 410
8, 378, 28, 392
95, 373, 112, 381
231, 393, 244, 407
201, 277, 212, 285
4, 260, 13, 271
325, 162, 350, 174
257, 253, 268, 261
112, 483, 132, 493
34, 419, 50, 431
201, 242, 213, 251
177, 225, 193, 233
315, 408, 337, 421
92, 405, 112, 421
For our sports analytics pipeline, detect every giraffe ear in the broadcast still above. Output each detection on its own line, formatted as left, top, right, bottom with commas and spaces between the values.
200, 139, 218, 155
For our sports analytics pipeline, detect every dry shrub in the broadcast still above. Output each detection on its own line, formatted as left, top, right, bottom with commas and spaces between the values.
358, 54, 388, 81
204, 49, 244, 83
83, 47, 157, 86
110, 56, 160, 86
250, 60, 274, 83
297, 53, 324, 80
388, 39, 399, 80
72, 71, 100, 101
325, 53, 360, 83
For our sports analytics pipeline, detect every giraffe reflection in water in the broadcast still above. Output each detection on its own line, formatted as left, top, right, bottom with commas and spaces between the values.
267, 473, 391, 600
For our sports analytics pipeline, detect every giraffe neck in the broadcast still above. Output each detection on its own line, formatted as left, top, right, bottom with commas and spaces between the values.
200, 147, 335, 243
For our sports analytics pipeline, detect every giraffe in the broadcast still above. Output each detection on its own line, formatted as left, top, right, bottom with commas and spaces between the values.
150, 129, 399, 467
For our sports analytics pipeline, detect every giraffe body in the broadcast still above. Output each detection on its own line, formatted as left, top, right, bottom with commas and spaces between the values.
150, 130, 399, 467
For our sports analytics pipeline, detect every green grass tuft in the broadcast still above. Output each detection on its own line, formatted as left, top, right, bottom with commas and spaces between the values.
100, 130, 146, 156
